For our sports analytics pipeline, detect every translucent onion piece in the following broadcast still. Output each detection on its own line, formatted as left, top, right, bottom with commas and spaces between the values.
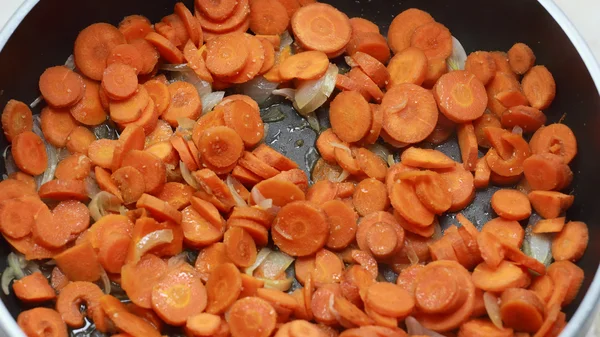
280, 31, 293, 50
176, 117, 196, 131
180, 161, 200, 189
331, 170, 350, 183
100, 268, 111, 295
244, 248, 273, 276
171, 70, 212, 97
272, 88, 296, 101
85, 175, 101, 199
261, 124, 270, 144
483, 292, 503, 329
294, 64, 338, 113
160, 63, 190, 71
329, 142, 351, 155
344, 56, 358, 68
406, 317, 446, 337
523, 214, 553, 266
251, 187, 273, 210
239, 77, 279, 105
132, 229, 174, 264
447, 36, 467, 71
432, 220, 443, 240
64, 54, 75, 70
255, 251, 294, 280
57, 147, 71, 161
306, 112, 320, 132
406, 242, 419, 265
3, 146, 17, 176
29, 96, 43, 109
88, 191, 123, 222
366, 143, 391, 163
226, 175, 248, 207
7, 252, 26, 279
261, 277, 293, 292
202, 91, 225, 114
1, 267, 16, 295
35, 142, 58, 190
387, 154, 396, 167
512, 126, 524, 136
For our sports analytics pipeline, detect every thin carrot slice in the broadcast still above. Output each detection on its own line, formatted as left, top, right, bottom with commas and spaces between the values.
280, 51, 329, 81
239, 151, 280, 179
66, 126, 97, 154
389, 179, 434, 227
356, 211, 404, 260
552, 221, 588, 262
224, 226, 257, 267
249, 0, 290, 35
316, 129, 347, 164
121, 254, 168, 309
222, 100, 264, 148
458, 318, 514, 337
109, 85, 150, 123
351, 51, 389, 88
13, 271, 56, 303
1, 100, 33, 142
528, 190, 574, 219
55, 281, 106, 328
401, 147, 455, 169
500, 106, 545, 134
175, 2, 201, 46
186, 313, 222, 337
486, 71, 521, 116
106, 43, 144, 75
473, 113, 501, 149
464, 51, 497, 86
381, 83, 438, 144
121, 150, 166, 194
102, 63, 138, 101
387, 8, 434, 54
196, 0, 250, 33
143, 79, 171, 115
198, 126, 244, 170
145, 32, 184, 64
491, 189, 532, 221
130, 38, 160, 75
0, 196, 44, 239
272, 201, 328, 256
347, 32, 391, 65
17, 307, 68, 337
196, 0, 237, 21
205, 32, 249, 78
252, 144, 298, 172
532, 217, 566, 234
433, 70, 487, 123
38, 179, 87, 201
363, 104, 383, 144
523, 153, 573, 191
227, 297, 277, 337
352, 178, 389, 217
486, 133, 531, 177
499, 288, 544, 333
547, 260, 584, 306
41, 106, 78, 148
522, 65, 556, 110
494, 89, 529, 109
386, 47, 428, 88
455, 123, 478, 171
472, 260, 530, 292
530, 123, 577, 164
481, 217, 524, 248
156, 182, 195, 210
118, 15, 153, 42
347, 67, 384, 103
163, 81, 202, 126
111, 166, 145, 204
136, 193, 182, 224
410, 21, 452, 60
291, 3, 351, 55
11, 131, 48, 176
74, 23, 127, 81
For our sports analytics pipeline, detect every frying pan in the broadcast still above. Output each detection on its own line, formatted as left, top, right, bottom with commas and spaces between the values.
0, 0, 599, 336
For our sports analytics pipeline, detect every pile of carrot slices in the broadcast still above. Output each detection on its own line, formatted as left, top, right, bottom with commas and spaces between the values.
0, 2, 588, 337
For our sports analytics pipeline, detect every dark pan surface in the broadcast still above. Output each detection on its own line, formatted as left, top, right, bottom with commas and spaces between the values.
0, 0, 599, 327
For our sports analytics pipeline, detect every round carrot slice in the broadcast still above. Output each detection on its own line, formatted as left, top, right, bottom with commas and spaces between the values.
151, 264, 207, 326
530, 123, 577, 164
223, 100, 264, 148
227, 297, 277, 337
106, 44, 144, 74
102, 63, 139, 101
221, 34, 266, 84
174, 2, 201, 46
381, 83, 438, 144
472, 260, 530, 292
433, 70, 487, 123
464, 51, 497, 86
130, 38, 161, 75
17, 307, 68, 337
386, 47, 428, 88
205, 262, 242, 314
110, 85, 150, 123
249, 0, 290, 35
356, 148, 387, 181
196, 0, 250, 33
459, 318, 514, 337
387, 8, 434, 54
0, 196, 45, 239
322, 199, 357, 250
74, 23, 127, 81
118, 15, 153, 42
251, 179, 305, 207
500, 288, 544, 333
329, 90, 372, 143
163, 81, 202, 126
414, 171, 452, 214
438, 163, 475, 212
1, 100, 33, 142
198, 126, 244, 169
365, 282, 414, 318
70, 79, 108, 126
196, 0, 238, 21
272, 201, 329, 256
12, 131, 48, 176
280, 51, 329, 81
410, 21, 452, 60
481, 217, 524, 248
291, 3, 352, 55
346, 32, 391, 65
356, 211, 404, 258
206, 32, 249, 78
352, 178, 389, 217
224, 226, 257, 267
414, 264, 464, 314
491, 189, 532, 221
112, 166, 145, 204
39, 66, 84, 108
552, 221, 589, 262
390, 180, 434, 227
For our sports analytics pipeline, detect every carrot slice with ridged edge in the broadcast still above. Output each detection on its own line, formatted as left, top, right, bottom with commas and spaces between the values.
291, 3, 352, 56
74, 23, 126, 81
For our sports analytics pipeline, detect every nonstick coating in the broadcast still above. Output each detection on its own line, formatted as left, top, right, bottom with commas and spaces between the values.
0, 0, 599, 331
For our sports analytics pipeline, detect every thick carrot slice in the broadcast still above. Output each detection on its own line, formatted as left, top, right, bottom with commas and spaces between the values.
347, 32, 391, 65
476, 231, 505, 269
523, 153, 572, 191
365, 283, 413, 321
530, 123, 577, 164
11, 131, 48, 176
145, 141, 178, 166
412, 171, 452, 215
144, 31, 184, 64
458, 319, 514, 337
174, 2, 201, 46
106, 44, 144, 75
347, 67, 384, 102
120, 97, 159, 135
552, 221, 588, 262
196, 0, 237, 21
465, 51, 497, 86
486, 71, 521, 116
481, 217, 524, 248
353, 178, 389, 217
6, 172, 36, 193
433, 70, 487, 123
118, 15, 153, 42
74, 23, 127, 81
494, 89, 529, 108
102, 63, 138, 101
528, 190, 574, 219
355, 148, 386, 180
227, 297, 277, 337
13, 271, 56, 302
38, 179, 88, 201
401, 147, 455, 169
422, 57, 448, 89
490, 189, 532, 221
306, 180, 337, 205
40, 106, 78, 148
186, 313, 222, 337
1, 99, 33, 142
532, 217, 566, 234
547, 260, 584, 306
291, 3, 351, 55
66, 126, 96, 154
0, 196, 43, 239
272, 201, 328, 256
387, 8, 434, 54
473, 113, 501, 149
349, 17, 379, 36
151, 264, 206, 326
17, 307, 68, 337
316, 129, 347, 163
386, 47, 428, 88
156, 182, 195, 210
239, 151, 280, 179
221, 100, 264, 148
112, 124, 145, 170
486, 133, 531, 178
143, 79, 171, 116
111, 166, 145, 204
329, 90, 372, 143
223, 226, 257, 267
319, 200, 357, 250
129, 38, 160, 75
522, 65, 556, 110
39, 65, 85, 108
121, 254, 168, 309
94, 166, 122, 201
382, 83, 438, 144
500, 288, 544, 333
414, 262, 468, 314
136, 193, 182, 224
121, 150, 166, 194
436, 163, 475, 212
454, 123, 478, 171
472, 260, 530, 292
362, 104, 383, 144
110, 85, 150, 123
252, 144, 298, 172
410, 21, 452, 60
351, 51, 389, 88
163, 81, 202, 126
205, 32, 249, 78
249, 0, 290, 35
196, 0, 250, 33
311, 283, 342, 325
356, 211, 404, 260
198, 126, 245, 170
501, 106, 546, 134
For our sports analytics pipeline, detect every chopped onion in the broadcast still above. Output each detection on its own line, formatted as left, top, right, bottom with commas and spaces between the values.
331, 170, 350, 183
261, 277, 293, 292
226, 175, 248, 207
366, 143, 391, 163
447, 36, 467, 71
251, 187, 273, 210
512, 125, 523, 136
160, 63, 190, 71
344, 56, 358, 68
167, 253, 188, 268
85, 174, 101, 199
406, 317, 446, 337
1, 267, 16, 295
180, 161, 200, 189
244, 248, 273, 276
176, 117, 197, 131
306, 112, 320, 132
7, 253, 26, 279
523, 214, 553, 266
254, 251, 294, 279
294, 64, 338, 115
272, 88, 296, 101
483, 292, 503, 329
29, 96, 43, 109
406, 242, 419, 265
3, 146, 17, 176
35, 142, 58, 189
132, 229, 174, 264
64, 54, 75, 70
329, 142, 351, 155
432, 220, 443, 240
239, 77, 279, 105
280, 31, 293, 50
387, 154, 396, 167
100, 268, 111, 295
88, 191, 123, 222
202, 91, 225, 114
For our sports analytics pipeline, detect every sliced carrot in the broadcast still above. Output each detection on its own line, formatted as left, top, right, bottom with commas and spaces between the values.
552, 221, 588, 262
121, 97, 159, 135
494, 89, 529, 109
349, 17, 379, 35
121, 150, 167, 194
500, 106, 544, 134
486, 132, 531, 177
163, 81, 202, 126
521, 65, 556, 110
387, 8, 434, 54
530, 123, 577, 164
111, 166, 145, 204
143, 79, 171, 115
352, 178, 389, 217
547, 260, 584, 306
291, 3, 351, 56
481, 217, 524, 248
486, 71, 521, 116
507, 43, 536, 75
144, 31, 184, 64
205, 32, 249, 78
490, 189, 532, 221
490, 51, 518, 79
13, 272, 56, 303
347, 67, 384, 103
112, 124, 145, 170
186, 313, 222, 337
196, 0, 237, 21
312, 248, 344, 286
386, 46, 428, 88
193, 243, 231, 282
464, 51, 497, 86
249, 0, 290, 35
311, 283, 342, 325
279, 51, 329, 81
74, 23, 127, 81
227, 297, 277, 337
381, 83, 438, 144
528, 190, 574, 219
53, 242, 102, 282
435, 163, 474, 212
66, 126, 96, 154
476, 231, 505, 269
410, 21, 452, 60
523, 153, 572, 191
223, 226, 257, 267
473, 113, 501, 149
351, 51, 389, 88
6, 172, 36, 192
40, 106, 78, 148
109, 84, 150, 123
121, 254, 168, 309
94, 166, 123, 201
433, 70, 487, 123
1, 99, 33, 142
346, 32, 391, 65
38, 179, 88, 201
306, 180, 337, 205
11, 131, 48, 176
356, 211, 404, 260
422, 57, 448, 89
472, 260, 530, 292
136, 193, 182, 224
39, 66, 85, 108
17, 307, 68, 337
220, 100, 264, 148
333, 295, 374, 327
174, 2, 201, 46
458, 318, 514, 337
102, 63, 138, 101
401, 147, 455, 169
364, 282, 414, 320
130, 38, 160, 75
500, 288, 544, 333
272, 201, 328, 256
316, 129, 347, 164
156, 182, 194, 210
238, 151, 280, 179
145, 141, 178, 166
196, 0, 250, 34
532, 217, 566, 234
106, 44, 144, 75
198, 126, 245, 171
118, 15, 153, 42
